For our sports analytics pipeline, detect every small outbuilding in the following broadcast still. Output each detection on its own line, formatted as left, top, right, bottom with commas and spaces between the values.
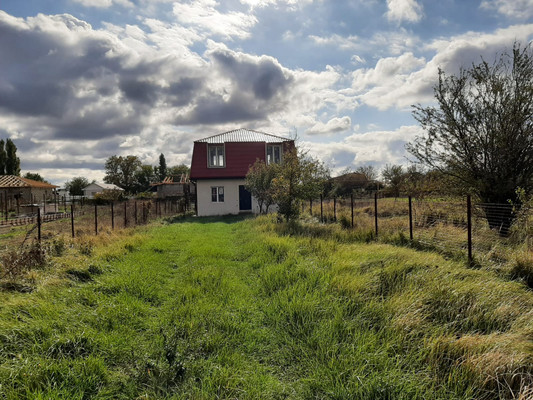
151, 174, 195, 199
0, 175, 58, 211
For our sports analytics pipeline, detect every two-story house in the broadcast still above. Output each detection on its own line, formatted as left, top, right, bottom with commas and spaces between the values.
190, 128, 294, 217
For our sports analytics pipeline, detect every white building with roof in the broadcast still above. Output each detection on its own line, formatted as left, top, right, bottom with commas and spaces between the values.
190, 128, 295, 217
83, 182, 124, 199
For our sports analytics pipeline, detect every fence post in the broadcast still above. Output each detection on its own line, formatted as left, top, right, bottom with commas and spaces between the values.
71, 204, 75, 238
37, 207, 41, 243
467, 194, 472, 264
4, 192, 7, 222
320, 194, 323, 222
124, 201, 127, 227
94, 204, 98, 235
374, 192, 378, 238
351, 193, 354, 228
111, 202, 115, 230
408, 195, 413, 241
309, 199, 313, 216
334, 197, 337, 222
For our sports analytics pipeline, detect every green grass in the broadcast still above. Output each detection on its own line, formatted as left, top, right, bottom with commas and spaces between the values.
0, 215, 532, 399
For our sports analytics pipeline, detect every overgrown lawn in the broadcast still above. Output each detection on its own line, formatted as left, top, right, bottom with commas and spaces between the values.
0, 215, 531, 399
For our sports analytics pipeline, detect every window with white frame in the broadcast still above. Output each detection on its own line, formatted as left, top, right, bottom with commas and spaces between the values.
208, 145, 225, 167
267, 144, 282, 164
211, 186, 224, 202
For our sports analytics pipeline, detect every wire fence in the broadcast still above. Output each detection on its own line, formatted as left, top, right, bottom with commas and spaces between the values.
1, 192, 530, 267
305, 194, 532, 264
0, 198, 195, 254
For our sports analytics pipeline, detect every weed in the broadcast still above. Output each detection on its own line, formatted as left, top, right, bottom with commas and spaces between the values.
78, 241, 94, 256
0, 241, 48, 280
49, 237, 67, 257
66, 268, 93, 282
510, 252, 533, 289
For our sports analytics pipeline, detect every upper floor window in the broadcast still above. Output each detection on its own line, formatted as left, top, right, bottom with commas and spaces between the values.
208, 145, 225, 167
267, 144, 282, 164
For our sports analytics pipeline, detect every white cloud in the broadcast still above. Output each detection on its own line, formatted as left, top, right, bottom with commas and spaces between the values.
352, 24, 533, 111
309, 34, 360, 50
70, 0, 134, 8
172, 0, 258, 40
386, 0, 423, 24
352, 52, 427, 110
301, 125, 423, 173
480, 0, 533, 20
307, 116, 351, 136
351, 55, 366, 65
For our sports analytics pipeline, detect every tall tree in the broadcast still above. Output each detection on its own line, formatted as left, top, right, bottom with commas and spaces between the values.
245, 159, 277, 214
134, 164, 156, 193
270, 149, 329, 221
5, 139, 20, 175
23, 172, 46, 182
408, 43, 533, 234
158, 153, 167, 182
381, 164, 405, 197
0, 140, 6, 175
104, 155, 142, 193
355, 165, 378, 182
167, 164, 190, 178
65, 177, 91, 196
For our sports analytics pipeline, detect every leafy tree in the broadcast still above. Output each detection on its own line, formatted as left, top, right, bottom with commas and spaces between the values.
167, 164, 190, 178
381, 164, 405, 197
0, 140, 6, 175
23, 172, 46, 182
134, 164, 156, 193
157, 153, 167, 182
5, 139, 20, 175
355, 165, 378, 182
65, 177, 91, 196
271, 149, 329, 221
245, 159, 277, 214
326, 167, 373, 198
104, 155, 142, 193
408, 43, 533, 233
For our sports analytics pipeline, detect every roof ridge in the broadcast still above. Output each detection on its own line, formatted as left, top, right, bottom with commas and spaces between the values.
195, 128, 292, 143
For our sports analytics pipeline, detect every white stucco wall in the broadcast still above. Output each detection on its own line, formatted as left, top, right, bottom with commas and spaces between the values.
196, 179, 262, 217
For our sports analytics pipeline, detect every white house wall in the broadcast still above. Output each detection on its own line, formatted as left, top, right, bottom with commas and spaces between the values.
196, 179, 261, 217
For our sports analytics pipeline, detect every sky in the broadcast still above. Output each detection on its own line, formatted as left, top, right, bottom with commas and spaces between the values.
0, 0, 532, 186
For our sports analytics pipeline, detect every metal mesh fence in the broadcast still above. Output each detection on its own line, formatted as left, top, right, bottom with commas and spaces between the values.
0, 198, 194, 256
304, 194, 531, 262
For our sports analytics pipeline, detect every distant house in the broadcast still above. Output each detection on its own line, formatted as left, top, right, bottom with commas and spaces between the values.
190, 128, 294, 217
0, 175, 58, 211
83, 182, 124, 199
56, 187, 73, 201
151, 174, 195, 199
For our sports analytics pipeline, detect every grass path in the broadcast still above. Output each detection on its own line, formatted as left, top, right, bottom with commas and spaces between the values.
0, 216, 531, 399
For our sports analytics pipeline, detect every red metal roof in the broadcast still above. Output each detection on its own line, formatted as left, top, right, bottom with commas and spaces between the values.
195, 128, 292, 144
0, 175, 58, 189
